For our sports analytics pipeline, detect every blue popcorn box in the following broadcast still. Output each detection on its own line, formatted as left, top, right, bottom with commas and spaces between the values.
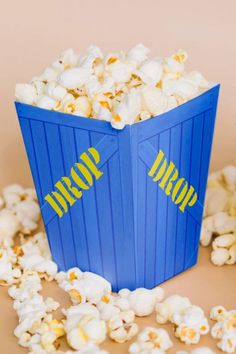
15, 84, 220, 291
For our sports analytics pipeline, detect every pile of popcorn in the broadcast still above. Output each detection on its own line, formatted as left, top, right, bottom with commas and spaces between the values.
200, 166, 236, 266
0, 176, 235, 353
15, 44, 210, 130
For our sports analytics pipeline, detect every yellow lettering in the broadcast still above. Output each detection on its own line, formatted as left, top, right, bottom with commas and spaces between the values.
71, 163, 92, 190
159, 162, 176, 191
148, 149, 165, 178
172, 178, 188, 205
165, 168, 179, 195
80, 148, 103, 180
179, 186, 198, 212
55, 180, 76, 206
44, 147, 104, 218
61, 176, 82, 199
44, 192, 68, 218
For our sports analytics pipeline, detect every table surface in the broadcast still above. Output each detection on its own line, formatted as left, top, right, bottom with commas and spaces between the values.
0, 245, 235, 354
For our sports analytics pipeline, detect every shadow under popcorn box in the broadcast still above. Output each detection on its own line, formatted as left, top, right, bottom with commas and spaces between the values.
15, 84, 220, 291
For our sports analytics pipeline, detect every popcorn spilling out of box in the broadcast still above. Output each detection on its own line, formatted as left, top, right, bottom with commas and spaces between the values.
200, 166, 236, 266
15, 45, 210, 130
0, 177, 235, 353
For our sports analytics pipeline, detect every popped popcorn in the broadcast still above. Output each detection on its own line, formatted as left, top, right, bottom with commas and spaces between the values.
116, 286, 165, 317
15, 45, 210, 130
156, 295, 209, 344
201, 166, 236, 266
96, 295, 121, 321
56, 268, 111, 304
19, 253, 58, 280
155, 294, 191, 324
0, 209, 20, 246
211, 306, 236, 353
129, 326, 173, 353
12, 199, 41, 234
64, 303, 107, 350
0, 246, 21, 285
107, 310, 138, 343
20, 232, 52, 260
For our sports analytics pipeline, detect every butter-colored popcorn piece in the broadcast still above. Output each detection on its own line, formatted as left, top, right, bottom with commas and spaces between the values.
211, 306, 236, 353
80, 45, 103, 71
92, 94, 112, 122
64, 303, 101, 332
97, 295, 121, 321
175, 323, 201, 344
173, 305, 209, 344
108, 310, 138, 343
156, 296, 208, 344
56, 267, 83, 283
210, 306, 227, 322
111, 89, 141, 129
217, 335, 236, 354
129, 326, 173, 353
164, 53, 185, 75
171, 49, 188, 64
58, 270, 111, 305
15, 84, 37, 105
66, 314, 106, 350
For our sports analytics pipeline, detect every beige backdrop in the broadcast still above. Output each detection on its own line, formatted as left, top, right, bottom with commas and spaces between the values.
0, 0, 236, 188
0, 2, 236, 353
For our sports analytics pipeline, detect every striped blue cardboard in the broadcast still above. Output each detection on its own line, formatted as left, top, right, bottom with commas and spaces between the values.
15, 84, 220, 291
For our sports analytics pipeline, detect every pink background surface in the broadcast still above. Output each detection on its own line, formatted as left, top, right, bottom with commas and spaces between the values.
0, 0, 236, 188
